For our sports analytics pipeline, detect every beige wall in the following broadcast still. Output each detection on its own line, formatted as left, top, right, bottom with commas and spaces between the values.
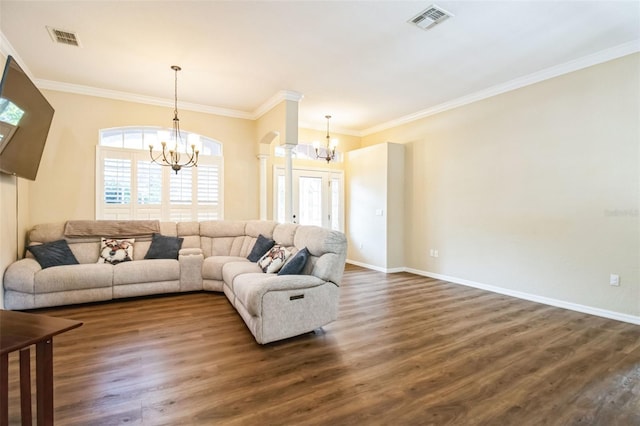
0, 52, 31, 309
345, 142, 404, 270
386, 143, 404, 269
346, 143, 388, 267
29, 90, 259, 225
362, 53, 640, 317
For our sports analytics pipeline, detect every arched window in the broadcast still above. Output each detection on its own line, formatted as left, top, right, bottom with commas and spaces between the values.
96, 126, 224, 221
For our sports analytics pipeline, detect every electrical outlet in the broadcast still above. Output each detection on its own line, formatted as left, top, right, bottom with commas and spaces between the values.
610, 274, 620, 286
429, 249, 434, 257
434, 250, 439, 258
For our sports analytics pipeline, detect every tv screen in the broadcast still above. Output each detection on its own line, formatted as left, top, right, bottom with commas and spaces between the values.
0, 55, 55, 180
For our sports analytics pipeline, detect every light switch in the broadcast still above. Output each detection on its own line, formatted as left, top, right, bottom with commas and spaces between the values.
610, 274, 620, 286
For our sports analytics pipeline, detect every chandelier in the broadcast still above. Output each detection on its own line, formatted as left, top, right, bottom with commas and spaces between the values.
313, 115, 338, 163
149, 65, 198, 173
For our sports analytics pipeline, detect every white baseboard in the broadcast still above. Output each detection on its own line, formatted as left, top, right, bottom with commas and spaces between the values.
346, 259, 404, 274
346, 261, 640, 325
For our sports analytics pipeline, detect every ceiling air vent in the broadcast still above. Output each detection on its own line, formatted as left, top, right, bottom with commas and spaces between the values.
47, 26, 81, 47
408, 4, 453, 30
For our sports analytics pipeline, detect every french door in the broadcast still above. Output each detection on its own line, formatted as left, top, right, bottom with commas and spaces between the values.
274, 167, 344, 231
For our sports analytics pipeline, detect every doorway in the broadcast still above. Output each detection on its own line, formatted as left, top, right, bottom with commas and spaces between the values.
274, 167, 344, 231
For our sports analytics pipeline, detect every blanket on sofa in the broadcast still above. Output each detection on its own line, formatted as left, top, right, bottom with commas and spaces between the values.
64, 220, 161, 238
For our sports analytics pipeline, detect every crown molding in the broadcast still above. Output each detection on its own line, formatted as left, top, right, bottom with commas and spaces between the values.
252, 90, 304, 119
34, 77, 305, 121
362, 39, 640, 136
0, 31, 36, 80
35, 79, 255, 119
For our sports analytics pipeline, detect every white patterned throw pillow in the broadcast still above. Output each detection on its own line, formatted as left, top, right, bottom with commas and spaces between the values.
97, 238, 135, 265
257, 244, 292, 273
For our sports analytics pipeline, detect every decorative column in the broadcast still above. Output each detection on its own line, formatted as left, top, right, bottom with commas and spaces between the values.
283, 144, 295, 223
257, 154, 268, 220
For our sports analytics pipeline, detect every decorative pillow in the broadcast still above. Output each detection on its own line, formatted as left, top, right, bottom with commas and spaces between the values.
97, 238, 135, 265
257, 245, 292, 274
144, 233, 184, 260
278, 247, 310, 276
247, 234, 276, 262
27, 239, 79, 269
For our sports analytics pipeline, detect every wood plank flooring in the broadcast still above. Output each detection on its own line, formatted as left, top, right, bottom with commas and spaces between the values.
5, 264, 640, 425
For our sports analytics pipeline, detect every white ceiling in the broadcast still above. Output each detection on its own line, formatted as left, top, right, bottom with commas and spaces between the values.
1, 1, 638, 135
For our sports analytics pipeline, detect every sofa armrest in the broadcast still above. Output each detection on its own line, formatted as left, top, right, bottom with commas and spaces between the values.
3, 258, 41, 294
179, 249, 203, 291
256, 274, 327, 292
179, 247, 203, 256
233, 273, 329, 317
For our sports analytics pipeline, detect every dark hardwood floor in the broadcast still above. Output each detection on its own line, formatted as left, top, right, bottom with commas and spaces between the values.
5, 264, 640, 425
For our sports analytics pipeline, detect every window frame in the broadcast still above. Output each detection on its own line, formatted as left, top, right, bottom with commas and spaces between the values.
96, 127, 224, 221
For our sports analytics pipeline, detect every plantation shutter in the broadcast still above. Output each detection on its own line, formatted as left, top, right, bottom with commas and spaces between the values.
170, 168, 192, 204
169, 168, 193, 221
197, 163, 221, 220
137, 160, 162, 205
103, 158, 131, 204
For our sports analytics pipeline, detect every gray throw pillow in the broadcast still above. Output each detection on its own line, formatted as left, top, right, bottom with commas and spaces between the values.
144, 233, 184, 260
278, 247, 310, 276
247, 234, 275, 262
28, 239, 79, 269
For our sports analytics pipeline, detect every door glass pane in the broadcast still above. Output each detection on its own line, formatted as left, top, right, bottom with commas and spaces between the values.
298, 176, 322, 226
331, 178, 340, 231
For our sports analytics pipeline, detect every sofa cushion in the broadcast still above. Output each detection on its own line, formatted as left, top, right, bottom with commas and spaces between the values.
247, 234, 275, 262
113, 259, 179, 285
257, 245, 291, 273
35, 263, 113, 293
27, 240, 79, 269
273, 223, 299, 247
202, 256, 249, 281
222, 261, 262, 290
28, 222, 66, 244
98, 238, 135, 265
278, 247, 309, 276
245, 220, 277, 238
177, 221, 201, 249
145, 233, 184, 260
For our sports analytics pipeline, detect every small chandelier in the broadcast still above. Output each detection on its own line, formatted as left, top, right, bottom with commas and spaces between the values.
149, 65, 199, 174
313, 115, 338, 163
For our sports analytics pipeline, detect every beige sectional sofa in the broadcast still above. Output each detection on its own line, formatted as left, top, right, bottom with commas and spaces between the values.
3, 220, 347, 344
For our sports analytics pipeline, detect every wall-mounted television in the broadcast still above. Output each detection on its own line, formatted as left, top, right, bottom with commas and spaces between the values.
0, 55, 55, 181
